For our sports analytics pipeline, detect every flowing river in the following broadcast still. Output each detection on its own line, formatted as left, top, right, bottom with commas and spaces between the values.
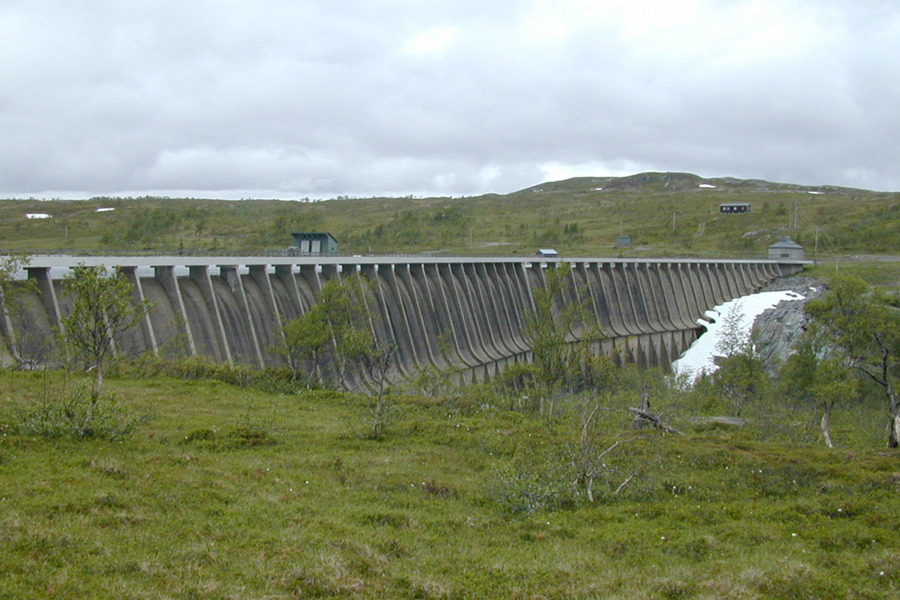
671, 290, 805, 379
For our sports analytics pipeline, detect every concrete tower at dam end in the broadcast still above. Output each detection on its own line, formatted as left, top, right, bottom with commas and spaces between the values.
0, 254, 805, 385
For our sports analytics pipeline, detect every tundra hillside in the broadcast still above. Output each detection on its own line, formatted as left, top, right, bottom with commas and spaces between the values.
2, 173, 898, 266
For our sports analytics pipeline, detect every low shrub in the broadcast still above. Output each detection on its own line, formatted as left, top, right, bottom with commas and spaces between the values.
15, 388, 147, 441
486, 452, 576, 514
181, 423, 276, 450
116, 355, 299, 394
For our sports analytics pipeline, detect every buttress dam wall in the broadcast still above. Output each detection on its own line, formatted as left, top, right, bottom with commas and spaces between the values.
0, 255, 803, 383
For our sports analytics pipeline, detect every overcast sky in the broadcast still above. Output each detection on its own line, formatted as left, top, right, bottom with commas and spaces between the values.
2, 0, 899, 200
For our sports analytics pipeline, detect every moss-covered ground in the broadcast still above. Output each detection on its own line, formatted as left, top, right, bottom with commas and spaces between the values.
2, 371, 898, 599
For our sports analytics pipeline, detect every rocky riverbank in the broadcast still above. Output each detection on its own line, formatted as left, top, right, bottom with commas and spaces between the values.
752, 275, 826, 373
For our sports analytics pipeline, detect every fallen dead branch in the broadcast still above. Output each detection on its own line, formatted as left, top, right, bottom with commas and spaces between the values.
628, 407, 683, 435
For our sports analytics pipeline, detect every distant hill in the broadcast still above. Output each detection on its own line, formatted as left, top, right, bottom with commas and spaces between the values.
518, 172, 860, 195
0, 172, 896, 261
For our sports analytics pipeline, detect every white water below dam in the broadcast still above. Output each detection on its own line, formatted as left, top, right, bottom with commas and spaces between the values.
672, 290, 805, 380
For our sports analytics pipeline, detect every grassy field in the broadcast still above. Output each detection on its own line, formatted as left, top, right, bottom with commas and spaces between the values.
2, 172, 898, 260
2, 370, 899, 599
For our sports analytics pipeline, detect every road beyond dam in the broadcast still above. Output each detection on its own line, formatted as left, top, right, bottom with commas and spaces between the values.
1, 254, 806, 386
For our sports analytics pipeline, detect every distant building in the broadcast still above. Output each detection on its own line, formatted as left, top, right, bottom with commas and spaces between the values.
25, 213, 51, 219
290, 232, 339, 255
535, 248, 559, 258
768, 236, 804, 261
616, 235, 632, 248
720, 203, 751, 214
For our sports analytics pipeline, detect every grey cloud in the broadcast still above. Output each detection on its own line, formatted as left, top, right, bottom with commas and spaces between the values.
2, 0, 899, 199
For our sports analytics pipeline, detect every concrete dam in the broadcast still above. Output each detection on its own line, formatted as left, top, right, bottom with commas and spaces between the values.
2, 255, 804, 383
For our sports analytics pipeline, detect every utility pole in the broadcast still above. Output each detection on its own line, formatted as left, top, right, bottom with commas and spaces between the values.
790, 199, 800, 229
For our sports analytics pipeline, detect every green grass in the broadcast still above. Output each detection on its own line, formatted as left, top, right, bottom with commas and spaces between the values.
2, 172, 898, 259
806, 261, 900, 292
2, 371, 899, 599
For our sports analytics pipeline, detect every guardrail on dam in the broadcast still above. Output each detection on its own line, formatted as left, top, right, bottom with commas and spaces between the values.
1, 255, 804, 383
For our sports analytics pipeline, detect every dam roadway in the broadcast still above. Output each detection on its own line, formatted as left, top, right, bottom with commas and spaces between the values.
4, 254, 807, 385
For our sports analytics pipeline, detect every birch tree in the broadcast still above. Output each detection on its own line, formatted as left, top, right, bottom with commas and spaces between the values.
61, 265, 152, 401
805, 273, 899, 448
780, 325, 859, 447
523, 262, 601, 418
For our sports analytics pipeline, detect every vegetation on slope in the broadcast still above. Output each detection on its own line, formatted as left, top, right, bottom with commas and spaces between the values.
2, 368, 900, 600
1, 172, 898, 260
